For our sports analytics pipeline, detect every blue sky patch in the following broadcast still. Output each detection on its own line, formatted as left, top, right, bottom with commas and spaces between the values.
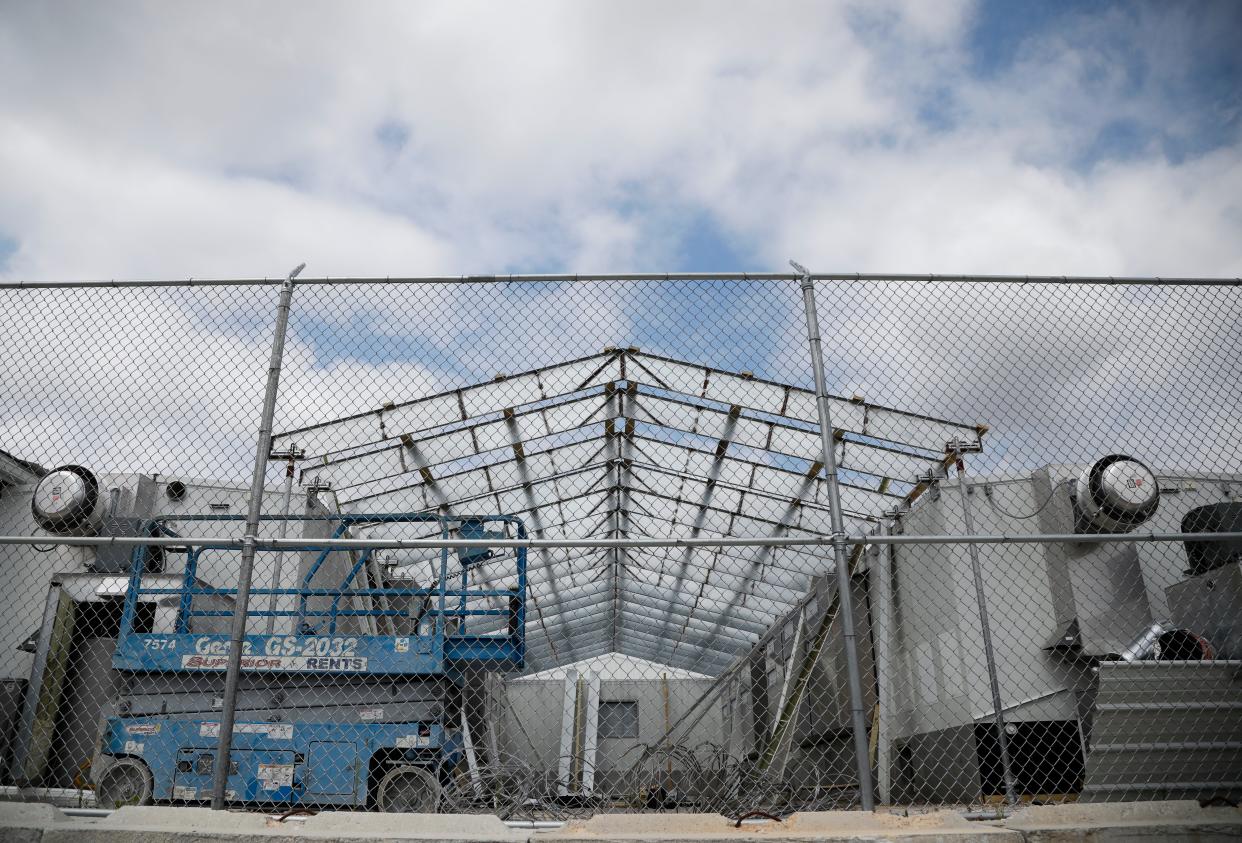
375, 120, 411, 154
0, 233, 18, 273
968, 0, 1107, 77
673, 212, 765, 273
970, 0, 1242, 168
1076, 119, 1156, 171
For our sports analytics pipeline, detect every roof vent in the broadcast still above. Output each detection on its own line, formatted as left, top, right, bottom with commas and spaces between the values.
31, 465, 101, 535
1075, 454, 1159, 533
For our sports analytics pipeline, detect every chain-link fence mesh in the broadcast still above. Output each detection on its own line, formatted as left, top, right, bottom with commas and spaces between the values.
0, 274, 1238, 817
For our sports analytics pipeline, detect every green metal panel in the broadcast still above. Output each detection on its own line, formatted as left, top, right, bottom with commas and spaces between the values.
22, 590, 75, 782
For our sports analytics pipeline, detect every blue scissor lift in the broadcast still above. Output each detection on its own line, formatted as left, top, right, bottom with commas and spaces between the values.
91, 513, 526, 811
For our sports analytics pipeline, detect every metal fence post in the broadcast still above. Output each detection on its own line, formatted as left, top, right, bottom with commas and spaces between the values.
793, 262, 876, 811
951, 444, 1019, 806
211, 263, 304, 809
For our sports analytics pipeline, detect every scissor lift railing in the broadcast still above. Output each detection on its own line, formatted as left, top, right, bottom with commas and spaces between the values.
113, 513, 527, 675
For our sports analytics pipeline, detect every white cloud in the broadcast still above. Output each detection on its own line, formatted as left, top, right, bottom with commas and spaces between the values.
0, 0, 1238, 490
0, 122, 454, 279
770, 142, 1242, 275
0, 288, 445, 481
1, 1, 1236, 278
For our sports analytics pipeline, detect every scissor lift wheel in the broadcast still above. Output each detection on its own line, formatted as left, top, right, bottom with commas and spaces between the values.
376, 765, 442, 813
96, 757, 154, 808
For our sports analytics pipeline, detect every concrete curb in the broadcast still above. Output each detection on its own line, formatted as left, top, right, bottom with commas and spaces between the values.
0, 805, 527, 843
0, 801, 1238, 842
541, 810, 1018, 841
998, 800, 1242, 841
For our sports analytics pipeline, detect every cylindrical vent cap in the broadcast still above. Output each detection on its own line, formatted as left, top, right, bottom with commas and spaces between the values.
31, 464, 101, 535
1076, 454, 1160, 533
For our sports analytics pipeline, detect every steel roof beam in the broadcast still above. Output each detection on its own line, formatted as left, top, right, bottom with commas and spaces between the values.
284, 348, 974, 489
613, 631, 733, 675
321, 377, 929, 503
627, 390, 931, 492
615, 535, 829, 584
275, 349, 623, 444
616, 618, 751, 665
311, 387, 606, 468
535, 584, 768, 638
650, 385, 740, 645
265, 347, 986, 673
664, 472, 816, 663
607, 378, 634, 651
624, 349, 982, 449
342, 454, 613, 512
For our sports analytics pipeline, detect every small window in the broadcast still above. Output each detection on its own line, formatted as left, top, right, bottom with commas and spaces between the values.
598, 700, 639, 739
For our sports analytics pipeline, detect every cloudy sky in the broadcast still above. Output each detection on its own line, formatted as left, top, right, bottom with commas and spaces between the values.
0, 3, 1240, 682
1, 0, 1240, 279
1, 1, 1240, 488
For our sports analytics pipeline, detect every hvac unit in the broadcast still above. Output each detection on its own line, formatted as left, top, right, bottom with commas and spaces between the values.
1073, 454, 1160, 533
31, 465, 103, 536
30, 465, 163, 573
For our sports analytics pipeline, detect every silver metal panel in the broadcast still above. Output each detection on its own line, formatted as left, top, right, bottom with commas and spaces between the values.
1084, 660, 1242, 801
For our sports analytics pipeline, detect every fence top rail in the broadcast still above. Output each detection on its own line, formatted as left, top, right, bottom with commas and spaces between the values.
2, 272, 1241, 289
2, 530, 1239, 549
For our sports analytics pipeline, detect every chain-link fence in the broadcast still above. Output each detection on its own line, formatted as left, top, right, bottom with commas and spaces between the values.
0, 272, 1238, 818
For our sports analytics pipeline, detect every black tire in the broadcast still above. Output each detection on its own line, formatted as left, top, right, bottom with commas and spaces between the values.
95, 757, 154, 808
376, 765, 441, 813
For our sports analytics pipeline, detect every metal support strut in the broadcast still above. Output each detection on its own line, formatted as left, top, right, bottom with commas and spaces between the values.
211, 262, 304, 809
952, 444, 1019, 806
793, 261, 875, 811
265, 446, 304, 634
